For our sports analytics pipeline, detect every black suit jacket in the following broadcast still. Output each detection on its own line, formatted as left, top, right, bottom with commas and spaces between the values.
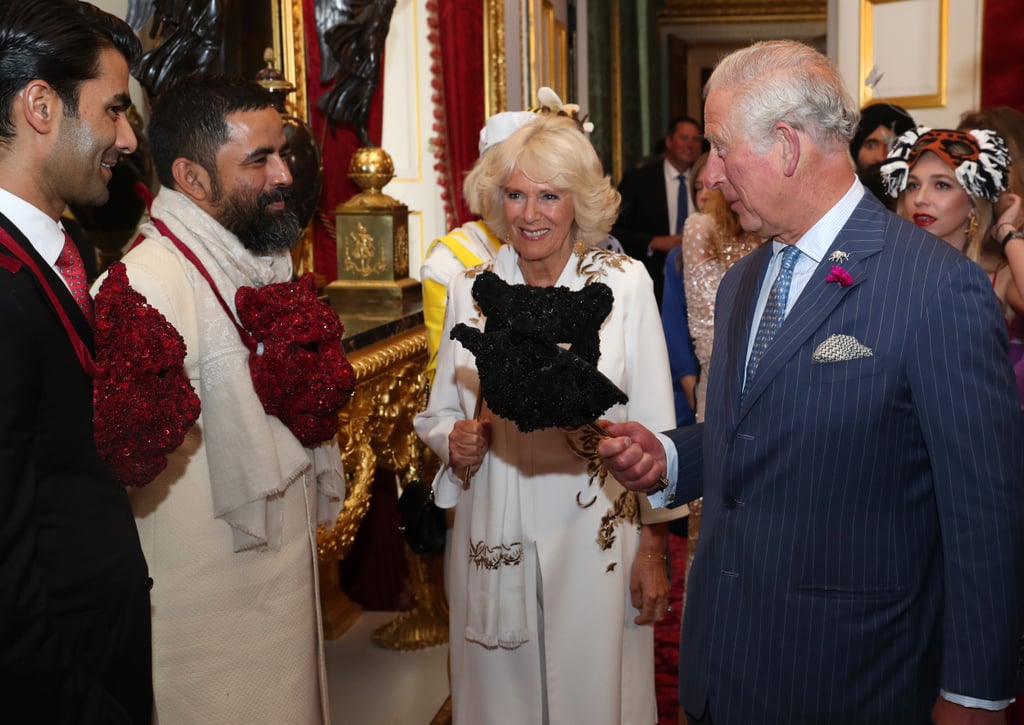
612, 161, 670, 305
0, 212, 152, 723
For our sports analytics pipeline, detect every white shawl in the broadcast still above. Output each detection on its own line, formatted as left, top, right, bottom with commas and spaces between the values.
139, 188, 345, 552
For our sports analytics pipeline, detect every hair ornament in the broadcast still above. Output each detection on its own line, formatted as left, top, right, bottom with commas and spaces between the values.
532, 86, 594, 135
478, 87, 594, 154
880, 125, 1010, 202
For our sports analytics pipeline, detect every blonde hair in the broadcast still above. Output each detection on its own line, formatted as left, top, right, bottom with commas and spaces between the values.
463, 114, 620, 245
685, 152, 746, 267
963, 200, 998, 261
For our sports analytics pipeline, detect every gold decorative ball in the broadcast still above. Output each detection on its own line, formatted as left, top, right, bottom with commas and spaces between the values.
348, 146, 395, 193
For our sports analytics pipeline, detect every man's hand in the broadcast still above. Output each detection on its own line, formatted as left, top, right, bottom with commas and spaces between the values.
596, 420, 667, 492
932, 697, 1007, 725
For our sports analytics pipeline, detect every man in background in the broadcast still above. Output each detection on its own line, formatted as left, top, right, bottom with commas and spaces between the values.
0, 2, 152, 721
850, 101, 915, 209
613, 115, 703, 306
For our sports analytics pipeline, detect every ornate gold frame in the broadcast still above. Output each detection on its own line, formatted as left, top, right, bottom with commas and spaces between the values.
484, 0, 508, 117
859, 0, 948, 109
273, 0, 309, 120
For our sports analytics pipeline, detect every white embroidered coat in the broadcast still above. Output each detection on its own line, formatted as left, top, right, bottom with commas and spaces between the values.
414, 244, 675, 725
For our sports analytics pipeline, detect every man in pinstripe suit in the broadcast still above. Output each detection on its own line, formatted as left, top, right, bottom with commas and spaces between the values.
600, 40, 1023, 725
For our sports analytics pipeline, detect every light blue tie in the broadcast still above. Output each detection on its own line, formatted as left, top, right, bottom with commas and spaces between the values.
743, 245, 801, 399
675, 173, 688, 234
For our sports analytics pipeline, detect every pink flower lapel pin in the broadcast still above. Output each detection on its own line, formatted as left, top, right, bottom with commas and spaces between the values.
823, 253, 856, 286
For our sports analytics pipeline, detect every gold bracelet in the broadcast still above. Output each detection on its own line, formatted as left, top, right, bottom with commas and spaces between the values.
640, 552, 668, 561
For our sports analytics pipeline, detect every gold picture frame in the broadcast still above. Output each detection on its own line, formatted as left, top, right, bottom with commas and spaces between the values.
274, 0, 309, 120
485, 0, 508, 116
859, 0, 947, 109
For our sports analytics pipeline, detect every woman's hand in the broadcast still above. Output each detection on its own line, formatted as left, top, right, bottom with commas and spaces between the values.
631, 523, 671, 625
993, 192, 1023, 243
448, 418, 491, 474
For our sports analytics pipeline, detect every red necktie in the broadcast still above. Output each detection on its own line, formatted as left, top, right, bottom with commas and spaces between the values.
56, 230, 94, 325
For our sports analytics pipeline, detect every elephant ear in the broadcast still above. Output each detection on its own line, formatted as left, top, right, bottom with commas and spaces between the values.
470, 270, 510, 319
93, 262, 201, 487
450, 276, 627, 433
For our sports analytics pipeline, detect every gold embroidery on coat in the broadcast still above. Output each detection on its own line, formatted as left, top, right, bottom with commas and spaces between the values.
597, 491, 638, 550
566, 427, 638, 550
468, 540, 524, 570
574, 244, 628, 286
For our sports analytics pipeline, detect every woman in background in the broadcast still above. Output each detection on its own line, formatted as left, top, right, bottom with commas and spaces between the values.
882, 126, 1021, 408
959, 109, 1024, 409
881, 126, 1008, 254
680, 152, 763, 422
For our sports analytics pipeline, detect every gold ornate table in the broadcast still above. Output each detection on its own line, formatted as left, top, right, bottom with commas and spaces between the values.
316, 308, 429, 638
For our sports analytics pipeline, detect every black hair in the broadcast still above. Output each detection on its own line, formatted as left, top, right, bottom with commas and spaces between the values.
148, 73, 276, 191
667, 115, 702, 136
0, 0, 141, 145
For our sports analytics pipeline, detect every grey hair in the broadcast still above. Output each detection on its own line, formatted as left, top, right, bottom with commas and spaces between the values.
704, 40, 859, 152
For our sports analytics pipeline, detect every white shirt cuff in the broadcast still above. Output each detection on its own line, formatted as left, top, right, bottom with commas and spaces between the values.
643, 432, 677, 508
940, 689, 1013, 711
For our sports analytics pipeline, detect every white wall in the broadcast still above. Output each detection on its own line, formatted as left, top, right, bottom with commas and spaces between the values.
379, 0, 446, 283
830, 0, 982, 129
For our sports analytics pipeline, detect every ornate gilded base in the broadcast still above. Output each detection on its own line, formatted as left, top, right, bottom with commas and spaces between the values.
371, 546, 448, 651
325, 276, 422, 316
317, 326, 428, 638
320, 560, 362, 639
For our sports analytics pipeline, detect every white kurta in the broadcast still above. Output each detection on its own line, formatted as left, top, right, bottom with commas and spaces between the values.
102, 192, 331, 724
415, 244, 675, 725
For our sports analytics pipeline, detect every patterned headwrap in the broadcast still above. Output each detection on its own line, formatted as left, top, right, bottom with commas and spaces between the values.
880, 126, 1010, 202
850, 102, 916, 161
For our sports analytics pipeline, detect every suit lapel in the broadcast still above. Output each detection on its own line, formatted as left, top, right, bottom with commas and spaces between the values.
736, 195, 888, 417
0, 211, 95, 349
723, 244, 773, 430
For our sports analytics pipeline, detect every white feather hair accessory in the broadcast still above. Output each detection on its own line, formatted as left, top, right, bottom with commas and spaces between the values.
477, 87, 594, 155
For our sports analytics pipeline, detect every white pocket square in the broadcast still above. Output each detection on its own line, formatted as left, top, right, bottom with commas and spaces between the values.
812, 334, 873, 363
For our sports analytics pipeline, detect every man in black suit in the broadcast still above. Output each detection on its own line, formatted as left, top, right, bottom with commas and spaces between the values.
612, 115, 703, 305
0, 2, 153, 722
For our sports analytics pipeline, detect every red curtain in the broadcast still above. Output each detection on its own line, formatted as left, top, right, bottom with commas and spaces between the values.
428, 0, 485, 228
301, 0, 385, 283
981, 0, 1024, 111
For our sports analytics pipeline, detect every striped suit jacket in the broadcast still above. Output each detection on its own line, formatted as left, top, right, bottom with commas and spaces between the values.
667, 193, 1023, 724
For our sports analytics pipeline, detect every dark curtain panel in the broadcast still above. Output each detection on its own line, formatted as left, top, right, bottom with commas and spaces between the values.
981, 0, 1024, 112
429, 0, 485, 228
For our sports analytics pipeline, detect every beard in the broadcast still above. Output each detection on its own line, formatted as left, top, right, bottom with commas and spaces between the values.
214, 185, 303, 255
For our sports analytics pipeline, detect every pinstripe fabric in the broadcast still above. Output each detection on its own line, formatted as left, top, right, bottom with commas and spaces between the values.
667, 193, 1024, 724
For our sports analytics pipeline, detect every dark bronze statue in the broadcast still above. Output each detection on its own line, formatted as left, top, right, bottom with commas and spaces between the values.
316, 0, 397, 147
136, 0, 224, 99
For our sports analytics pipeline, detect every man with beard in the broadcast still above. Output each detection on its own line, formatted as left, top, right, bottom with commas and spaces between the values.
0, 2, 152, 722
98, 73, 344, 723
